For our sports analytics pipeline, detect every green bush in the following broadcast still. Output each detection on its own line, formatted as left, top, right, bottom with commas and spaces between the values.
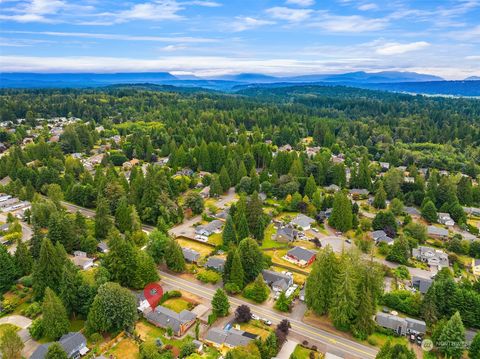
159, 290, 182, 304
224, 282, 241, 294
382, 290, 422, 317
89, 333, 103, 344
196, 270, 221, 284
24, 302, 42, 318
29, 318, 44, 340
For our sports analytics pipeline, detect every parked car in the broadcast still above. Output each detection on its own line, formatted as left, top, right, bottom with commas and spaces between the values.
262, 319, 272, 326
416, 334, 424, 345
251, 314, 259, 321
345, 239, 352, 244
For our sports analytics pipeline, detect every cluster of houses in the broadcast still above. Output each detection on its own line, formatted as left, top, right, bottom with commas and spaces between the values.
0, 194, 30, 214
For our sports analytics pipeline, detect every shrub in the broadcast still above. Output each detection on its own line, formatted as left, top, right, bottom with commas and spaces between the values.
382, 290, 422, 316
159, 290, 182, 304
29, 318, 44, 340
18, 275, 33, 287
196, 270, 221, 284
224, 282, 241, 294
24, 302, 42, 318
90, 333, 103, 344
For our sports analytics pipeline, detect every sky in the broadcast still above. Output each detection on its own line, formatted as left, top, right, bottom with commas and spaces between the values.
0, 0, 479, 79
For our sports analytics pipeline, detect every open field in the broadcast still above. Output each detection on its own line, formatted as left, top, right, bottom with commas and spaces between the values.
177, 237, 215, 258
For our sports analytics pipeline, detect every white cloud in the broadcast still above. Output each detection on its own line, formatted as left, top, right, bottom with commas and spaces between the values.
4, 30, 216, 43
358, 3, 378, 11
231, 16, 275, 32
162, 44, 187, 51
309, 13, 387, 32
285, 0, 315, 7
183, 0, 222, 6
109, 1, 184, 23
376, 41, 430, 55
266, 6, 313, 22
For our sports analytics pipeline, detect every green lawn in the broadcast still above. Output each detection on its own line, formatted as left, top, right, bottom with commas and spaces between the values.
106, 337, 139, 359
69, 319, 85, 332
208, 232, 222, 246
366, 332, 408, 347
291, 344, 320, 359
261, 224, 287, 249
135, 319, 194, 348
162, 298, 194, 313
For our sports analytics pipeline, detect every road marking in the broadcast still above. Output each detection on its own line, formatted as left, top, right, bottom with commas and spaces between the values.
160, 273, 377, 358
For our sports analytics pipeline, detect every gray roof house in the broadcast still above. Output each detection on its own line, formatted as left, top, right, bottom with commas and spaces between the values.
375, 313, 426, 335
412, 276, 433, 294
275, 226, 298, 242
438, 212, 455, 226
290, 214, 316, 230
349, 188, 369, 197
145, 305, 197, 336
371, 230, 394, 245
412, 246, 449, 269
195, 220, 224, 236
31, 332, 88, 359
405, 207, 421, 216
325, 184, 340, 193
205, 327, 257, 348
97, 241, 109, 253
182, 248, 200, 263
427, 225, 449, 239
262, 269, 293, 292
205, 257, 226, 272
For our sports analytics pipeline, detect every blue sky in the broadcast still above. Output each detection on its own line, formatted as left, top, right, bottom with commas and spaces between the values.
0, 0, 479, 79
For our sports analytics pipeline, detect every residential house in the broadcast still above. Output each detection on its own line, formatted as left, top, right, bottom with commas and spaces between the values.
278, 144, 292, 152
182, 248, 200, 263
204, 327, 257, 349
438, 212, 455, 227
412, 246, 449, 269
31, 332, 89, 359
371, 230, 394, 246
324, 184, 340, 193
123, 158, 140, 171
97, 241, 109, 254
375, 313, 426, 336
404, 176, 415, 184
195, 220, 224, 237
200, 186, 210, 199
72, 251, 94, 270
284, 246, 316, 267
411, 276, 433, 294
275, 226, 298, 243
290, 214, 316, 231
331, 154, 345, 163
405, 207, 421, 216
262, 269, 294, 293
205, 257, 226, 272
463, 207, 480, 217
145, 305, 197, 337
379, 162, 390, 171
349, 188, 369, 199
305, 146, 321, 157
427, 225, 449, 240
473, 258, 480, 277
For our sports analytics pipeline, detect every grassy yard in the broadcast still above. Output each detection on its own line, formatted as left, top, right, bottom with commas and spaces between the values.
0, 324, 19, 336
366, 332, 408, 347
239, 321, 272, 340
261, 224, 288, 249
208, 232, 222, 246
271, 266, 307, 285
291, 344, 321, 359
162, 297, 194, 313
69, 319, 85, 332
177, 237, 215, 258
106, 337, 139, 359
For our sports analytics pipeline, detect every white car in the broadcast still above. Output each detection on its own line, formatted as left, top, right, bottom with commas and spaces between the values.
251, 314, 260, 320
262, 319, 272, 326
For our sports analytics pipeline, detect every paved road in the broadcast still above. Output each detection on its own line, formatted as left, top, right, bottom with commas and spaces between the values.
159, 270, 378, 359
0, 315, 39, 358
0, 213, 33, 255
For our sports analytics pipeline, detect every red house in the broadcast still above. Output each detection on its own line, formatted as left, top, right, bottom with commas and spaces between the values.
285, 246, 316, 267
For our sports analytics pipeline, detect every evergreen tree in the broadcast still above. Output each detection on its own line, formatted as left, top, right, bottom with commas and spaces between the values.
146, 229, 170, 264
329, 191, 352, 232
469, 332, 480, 359
330, 253, 357, 331
95, 197, 112, 240
421, 200, 438, 223
105, 231, 137, 287
212, 288, 230, 317
386, 237, 410, 265
373, 182, 387, 209
33, 238, 65, 299
219, 166, 231, 192
165, 239, 185, 272
115, 197, 131, 233
243, 274, 269, 303
210, 175, 223, 197
222, 215, 237, 247
356, 156, 372, 190
59, 262, 83, 316
14, 239, 33, 276
437, 312, 465, 359
238, 238, 264, 283
236, 213, 250, 241
42, 288, 69, 340
246, 192, 267, 241
375, 341, 415, 359
229, 249, 245, 290
304, 174, 317, 199
0, 245, 17, 293
305, 246, 339, 315
45, 343, 68, 359
457, 176, 473, 206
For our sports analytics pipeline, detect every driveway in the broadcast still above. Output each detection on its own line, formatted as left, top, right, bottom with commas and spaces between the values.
276, 339, 298, 359
0, 315, 39, 358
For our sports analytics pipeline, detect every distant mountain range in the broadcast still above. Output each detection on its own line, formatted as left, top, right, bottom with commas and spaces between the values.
1, 71, 479, 96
